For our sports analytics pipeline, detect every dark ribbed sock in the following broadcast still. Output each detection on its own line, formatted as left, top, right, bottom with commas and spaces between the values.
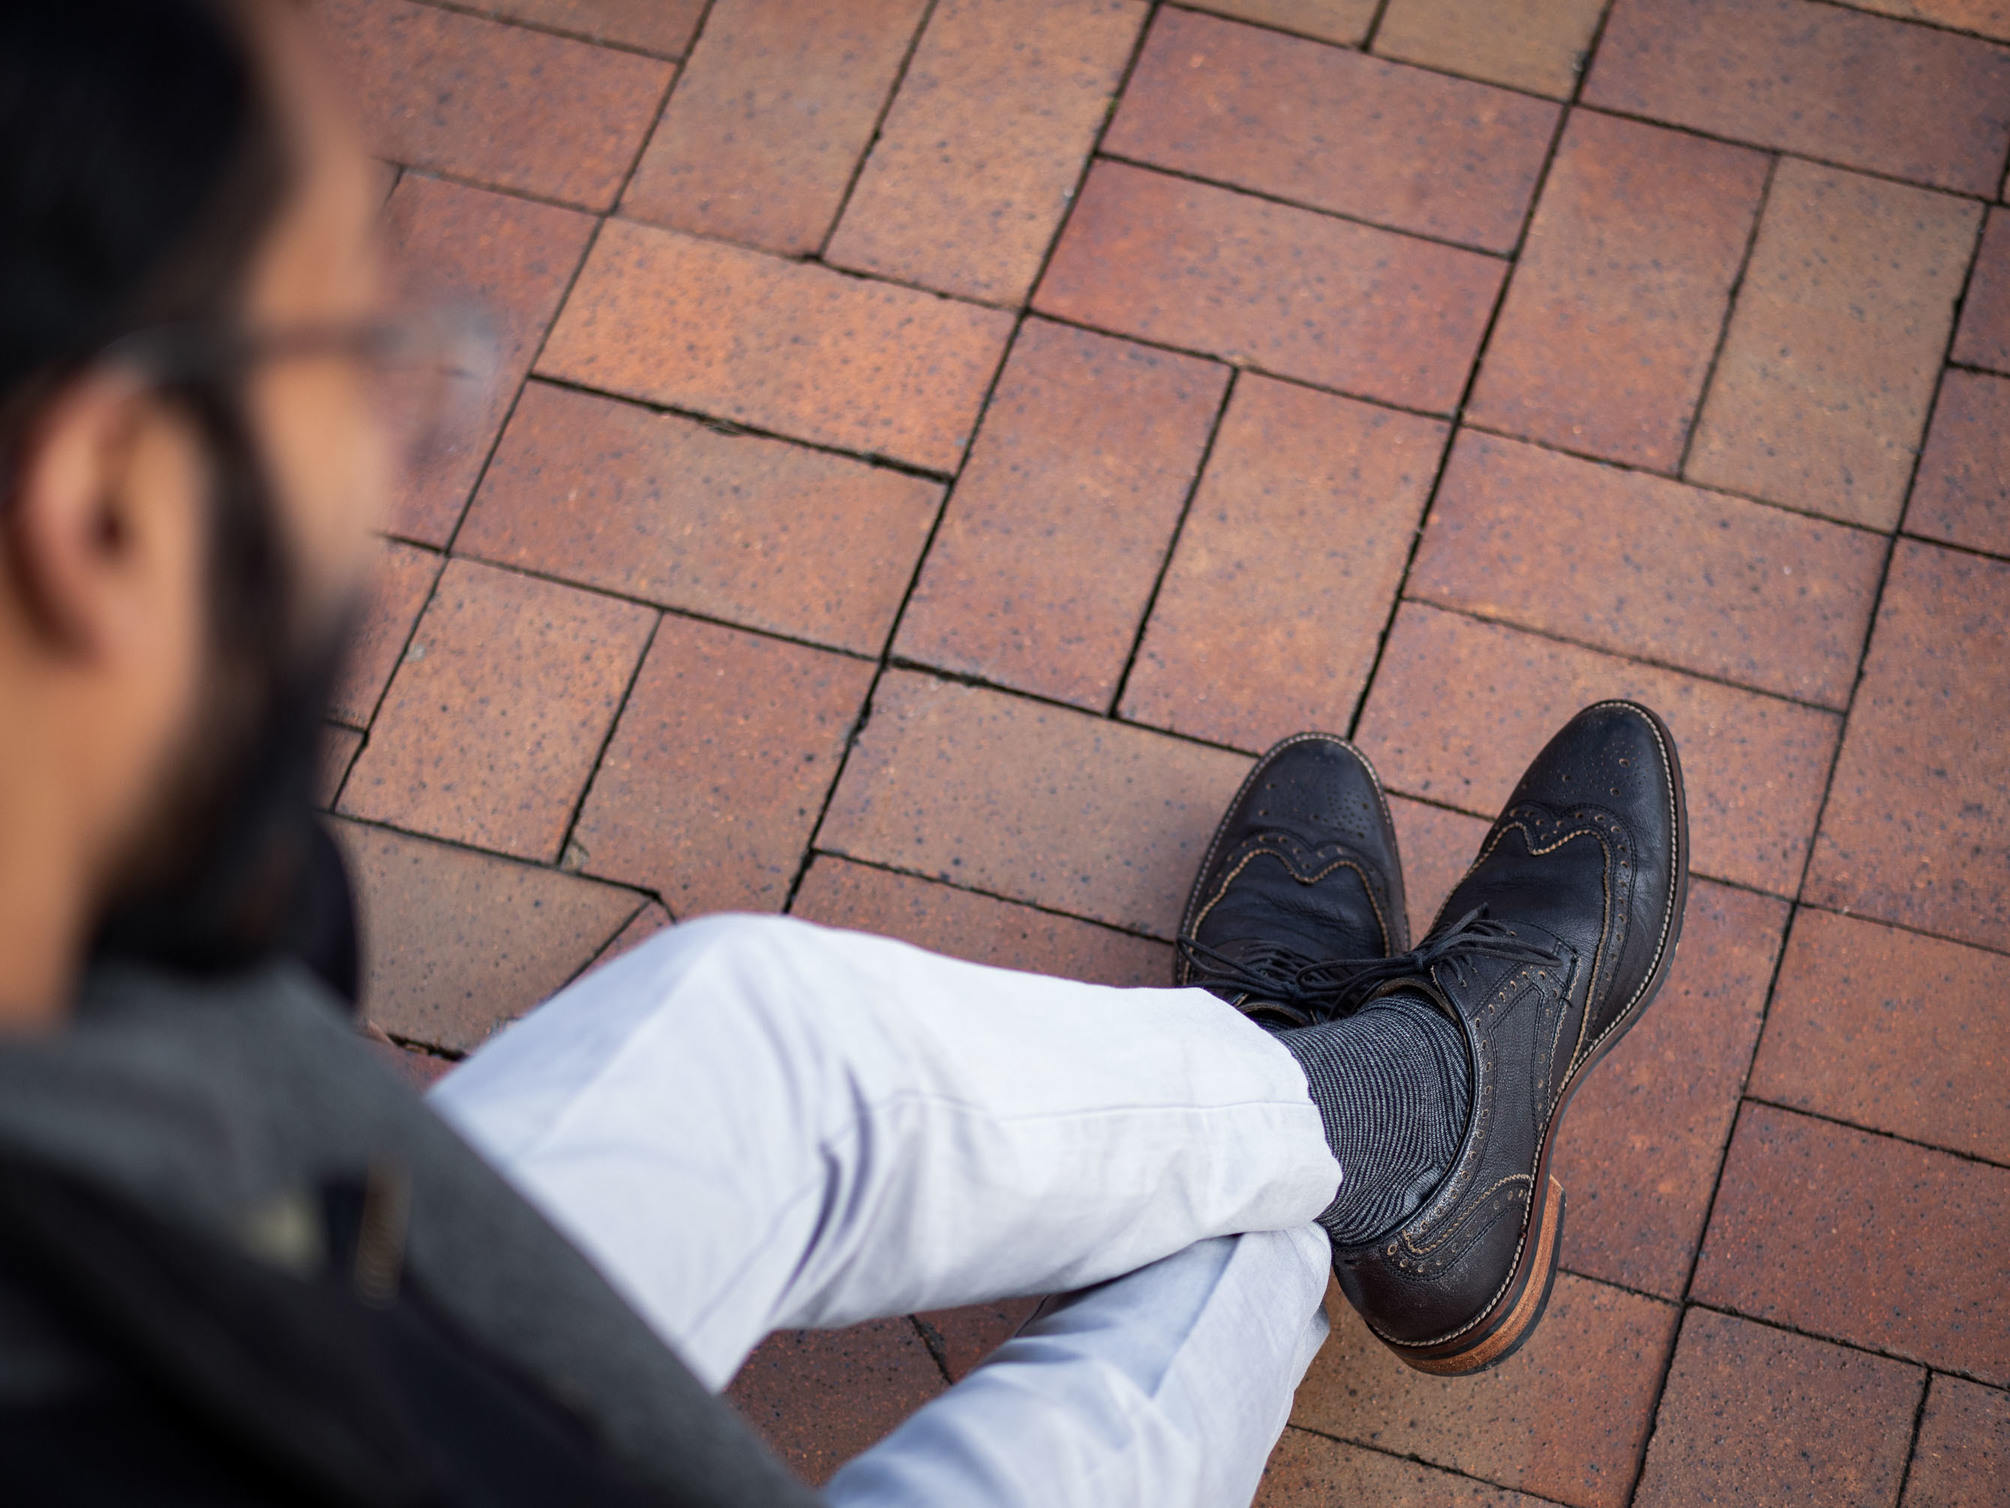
1272, 994, 1472, 1246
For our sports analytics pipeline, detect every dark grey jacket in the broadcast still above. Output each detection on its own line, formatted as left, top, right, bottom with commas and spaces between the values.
0, 960, 822, 1506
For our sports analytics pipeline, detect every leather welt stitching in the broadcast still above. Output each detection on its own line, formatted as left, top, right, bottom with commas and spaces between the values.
1189, 845, 1393, 957
1572, 708, 1682, 1069
1178, 733, 1386, 967
1488, 814, 1617, 1073
1398, 1172, 1532, 1259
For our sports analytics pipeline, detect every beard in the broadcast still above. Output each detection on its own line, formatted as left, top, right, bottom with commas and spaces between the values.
84, 389, 363, 1009
86, 616, 357, 999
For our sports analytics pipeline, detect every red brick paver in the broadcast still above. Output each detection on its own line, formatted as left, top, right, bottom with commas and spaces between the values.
1906, 369, 2010, 557
1808, 541, 2010, 952
331, 536, 441, 727
1695, 1104, 2010, 1384
1106, 8, 1559, 254
1188, 0, 1375, 44
1904, 1374, 2010, 1508
1753, 909, 2010, 1166
1849, 0, 2010, 43
1373, 0, 1607, 97
341, 559, 655, 861
1411, 431, 1883, 706
460, 0, 703, 56
823, 0, 1147, 305
620, 0, 926, 257
1585, 0, 2010, 196
725, 1320, 945, 1487
1122, 376, 1447, 750
894, 319, 1227, 708
379, 174, 595, 546
1385, 797, 1492, 942
1552, 880, 1788, 1299
1255, 1427, 1542, 1506
1357, 603, 1840, 895
914, 1300, 1044, 1382
1685, 159, 1980, 529
320, 727, 364, 808
572, 616, 874, 916
328, 2, 2010, 1492
1467, 110, 1768, 470
1037, 160, 1505, 413
794, 856, 1171, 988
540, 219, 1015, 472
1632, 1308, 1924, 1508
588, 901, 673, 971
1954, 207, 2010, 373
821, 670, 1249, 937
460, 381, 941, 655
320, 0, 672, 209
1293, 1274, 1677, 1508
337, 818, 642, 1052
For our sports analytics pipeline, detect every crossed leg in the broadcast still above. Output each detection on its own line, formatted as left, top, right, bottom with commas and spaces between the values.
430, 912, 1342, 1507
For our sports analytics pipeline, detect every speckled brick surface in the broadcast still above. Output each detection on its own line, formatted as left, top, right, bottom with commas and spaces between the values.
1585, 0, 2010, 195
1633, 1309, 1923, 1507
1684, 160, 1980, 528
1293, 1273, 1677, 1508
1753, 909, 2010, 1165
320, 0, 671, 207
328, 1, 2010, 1491
895, 319, 1226, 707
1375, 0, 1606, 97
376, 174, 595, 545
1037, 159, 1505, 413
621, 0, 926, 255
1121, 376, 1448, 750
1695, 1105, 2010, 1383
1412, 430, 1883, 705
1808, 542, 2010, 951
1107, 7, 1558, 253
1357, 602, 1840, 895
1467, 109, 1767, 468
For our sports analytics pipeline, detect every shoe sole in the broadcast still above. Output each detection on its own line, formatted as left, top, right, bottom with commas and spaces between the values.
1392, 702, 1690, 1377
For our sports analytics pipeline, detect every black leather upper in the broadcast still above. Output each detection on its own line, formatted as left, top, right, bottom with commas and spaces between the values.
1177, 734, 1408, 1022
1333, 702, 1687, 1350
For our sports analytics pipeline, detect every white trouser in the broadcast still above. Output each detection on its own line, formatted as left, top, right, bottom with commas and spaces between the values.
430, 913, 1343, 1507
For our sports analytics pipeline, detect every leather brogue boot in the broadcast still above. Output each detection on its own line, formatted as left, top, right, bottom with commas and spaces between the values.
1176, 734, 1408, 1025
1326, 701, 1688, 1375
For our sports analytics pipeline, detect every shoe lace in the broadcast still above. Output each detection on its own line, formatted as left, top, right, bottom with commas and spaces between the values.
1177, 907, 1561, 1023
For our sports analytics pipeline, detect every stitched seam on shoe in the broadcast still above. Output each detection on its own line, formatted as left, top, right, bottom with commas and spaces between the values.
1187, 846, 1394, 961
1565, 808, 1621, 1073
1455, 803, 1621, 1076
1180, 734, 1333, 980
1178, 733, 1395, 980
1397, 1172, 1531, 1261
1397, 968, 1544, 1270
1381, 708, 1682, 1355
1571, 704, 1680, 1071
1406, 818, 1599, 1339
1375, 821, 1599, 1348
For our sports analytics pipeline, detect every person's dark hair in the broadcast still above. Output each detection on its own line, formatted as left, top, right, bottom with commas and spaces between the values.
1, 0, 292, 407
0, 0, 297, 658
3, 0, 358, 1000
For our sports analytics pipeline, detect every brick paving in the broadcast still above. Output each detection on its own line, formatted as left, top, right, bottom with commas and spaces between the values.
319, 0, 2010, 1499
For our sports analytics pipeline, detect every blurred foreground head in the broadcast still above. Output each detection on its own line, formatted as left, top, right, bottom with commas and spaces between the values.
0, 0, 391, 1022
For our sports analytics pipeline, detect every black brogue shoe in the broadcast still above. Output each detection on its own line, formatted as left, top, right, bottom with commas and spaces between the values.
1327, 702, 1688, 1375
1176, 734, 1409, 1026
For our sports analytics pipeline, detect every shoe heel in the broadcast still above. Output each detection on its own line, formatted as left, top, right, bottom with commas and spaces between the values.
1404, 1175, 1565, 1377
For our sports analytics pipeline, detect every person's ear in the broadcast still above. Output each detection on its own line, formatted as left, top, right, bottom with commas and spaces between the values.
4, 373, 205, 664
